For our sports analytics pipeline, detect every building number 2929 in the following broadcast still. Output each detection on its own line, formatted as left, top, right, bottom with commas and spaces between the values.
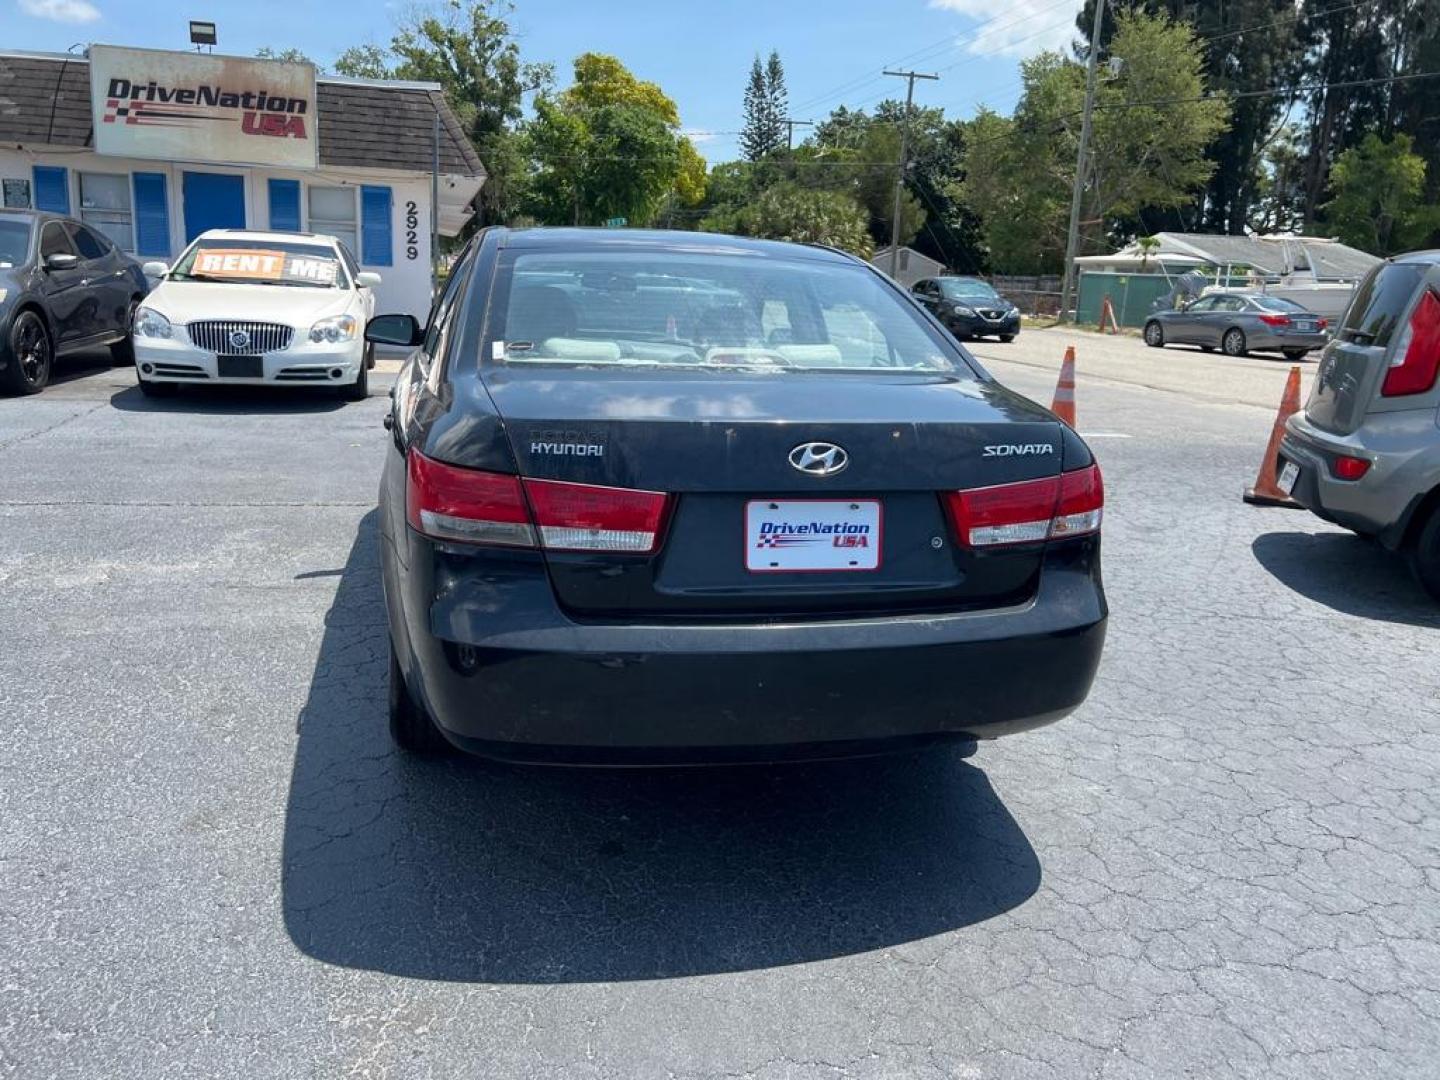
405, 201, 419, 260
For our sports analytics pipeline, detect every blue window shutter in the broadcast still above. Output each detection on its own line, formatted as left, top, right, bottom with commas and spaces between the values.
360, 185, 393, 267
33, 165, 69, 214
132, 172, 170, 257
268, 178, 301, 232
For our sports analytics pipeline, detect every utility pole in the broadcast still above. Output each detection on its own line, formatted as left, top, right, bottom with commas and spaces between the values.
1059, 0, 1106, 323
781, 118, 813, 150
883, 70, 938, 279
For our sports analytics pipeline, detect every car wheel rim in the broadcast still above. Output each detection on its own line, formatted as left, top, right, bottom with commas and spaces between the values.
16, 318, 49, 384
1146, 325, 1159, 344
1225, 331, 1243, 354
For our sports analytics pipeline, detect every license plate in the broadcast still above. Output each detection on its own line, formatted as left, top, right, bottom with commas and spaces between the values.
1294, 320, 1317, 333
218, 355, 263, 378
745, 499, 882, 572
1278, 461, 1300, 495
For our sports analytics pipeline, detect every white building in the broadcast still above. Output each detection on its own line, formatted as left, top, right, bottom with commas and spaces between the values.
870, 246, 945, 288
0, 46, 486, 320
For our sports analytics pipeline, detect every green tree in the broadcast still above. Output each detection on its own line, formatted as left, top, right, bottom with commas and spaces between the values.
957, 10, 1228, 273
704, 182, 872, 258
1323, 133, 1440, 255
384, 0, 552, 227
526, 53, 696, 226
256, 47, 317, 68
740, 53, 785, 161
333, 45, 391, 79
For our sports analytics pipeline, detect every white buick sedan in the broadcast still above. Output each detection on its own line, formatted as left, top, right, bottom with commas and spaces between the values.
132, 229, 379, 400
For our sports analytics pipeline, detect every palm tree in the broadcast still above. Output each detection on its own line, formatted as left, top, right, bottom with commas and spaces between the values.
1136, 235, 1161, 273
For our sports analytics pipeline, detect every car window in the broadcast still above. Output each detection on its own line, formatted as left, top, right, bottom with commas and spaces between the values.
336, 243, 361, 284
1249, 296, 1308, 313
495, 251, 963, 373
1217, 297, 1245, 313
1186, 297, 1216, 312
1339, 263, 1426, 346
0, 220, 31, 267
66, 224, 107, 261
40, 223, 75, 260
421, 251, 473, 359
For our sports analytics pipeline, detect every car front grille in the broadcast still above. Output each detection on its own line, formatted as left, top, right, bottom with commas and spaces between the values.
187, 321, 294, 355
979, 308, 1005, 320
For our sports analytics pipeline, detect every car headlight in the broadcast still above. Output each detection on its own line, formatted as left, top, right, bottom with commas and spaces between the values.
309, 314, 358, 344
133, 306, 172, 338
952, 303, 976, 316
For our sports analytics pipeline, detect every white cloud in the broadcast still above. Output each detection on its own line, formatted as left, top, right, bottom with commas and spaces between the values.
929, 0, 1080, 58
18, 0, 101, 23
681, 128, 717, 145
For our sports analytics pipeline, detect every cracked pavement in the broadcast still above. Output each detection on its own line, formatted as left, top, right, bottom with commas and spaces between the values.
1, 340, 1437, 1078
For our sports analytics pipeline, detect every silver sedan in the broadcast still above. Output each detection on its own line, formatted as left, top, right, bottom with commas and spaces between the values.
1143, 293, 1329, 360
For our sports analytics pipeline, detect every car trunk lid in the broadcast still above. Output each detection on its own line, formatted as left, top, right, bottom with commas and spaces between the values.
478, 366, 1077, 617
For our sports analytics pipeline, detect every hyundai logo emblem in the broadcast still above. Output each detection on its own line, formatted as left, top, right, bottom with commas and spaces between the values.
228, 329, 251, 351
789, 441, 848, 476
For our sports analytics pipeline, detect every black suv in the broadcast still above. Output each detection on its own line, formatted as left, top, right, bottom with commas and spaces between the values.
911, 276, 1021, 342
0, 208, 150, 395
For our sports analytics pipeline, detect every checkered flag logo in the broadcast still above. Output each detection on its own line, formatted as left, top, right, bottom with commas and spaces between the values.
102, 99, 137, 125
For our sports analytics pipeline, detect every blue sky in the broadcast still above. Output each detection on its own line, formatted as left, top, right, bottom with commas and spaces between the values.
9, 0, 1083, 163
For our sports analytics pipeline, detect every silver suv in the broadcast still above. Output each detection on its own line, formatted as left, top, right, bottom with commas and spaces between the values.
1280, 252, 1440, 598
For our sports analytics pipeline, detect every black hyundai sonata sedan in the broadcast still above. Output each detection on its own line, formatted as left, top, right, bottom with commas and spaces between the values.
367, 228, 1107, 763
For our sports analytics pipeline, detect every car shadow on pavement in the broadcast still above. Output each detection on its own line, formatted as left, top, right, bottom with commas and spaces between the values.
108, 384, 354, 415
281, 512, 1042, 983
1253, 530, 1440, 627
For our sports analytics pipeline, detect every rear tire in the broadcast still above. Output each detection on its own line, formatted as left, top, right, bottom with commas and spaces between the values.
1408, 508, 1440, 603
1, 310, 53, 395
1222, 328, 1248, 357
1282, 348, 1309, 362
999, 333, 1016, 342
389, 639, 453, 754
343, 358, 369, 402
1200, 345, 1215, 352
1143, 320, 1164, 348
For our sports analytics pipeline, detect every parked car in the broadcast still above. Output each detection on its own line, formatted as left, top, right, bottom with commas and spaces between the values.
0, 208, 150, 395
1143, 292, 1328, 360
130, 229, 380, 400
368, 227, 1107, 762
910, 276, 1021, 342
1279, 251, 1440, 599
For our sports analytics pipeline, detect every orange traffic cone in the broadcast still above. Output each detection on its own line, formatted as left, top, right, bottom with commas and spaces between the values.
1243, 365, 1306, 508
1050, 345, 1077, 427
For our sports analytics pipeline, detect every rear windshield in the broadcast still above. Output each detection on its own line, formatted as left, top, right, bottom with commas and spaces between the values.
1249, 296, 1308, 313
168, 239, 348, 289
495, 251, 967, 373
0, 220, 30, 267
1340, 263, 1425, 346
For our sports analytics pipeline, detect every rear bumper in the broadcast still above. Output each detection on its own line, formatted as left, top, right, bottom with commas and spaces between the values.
388, 534, 1107, 763
1251, 330, 1327, 353
1280, 409, 1437, 547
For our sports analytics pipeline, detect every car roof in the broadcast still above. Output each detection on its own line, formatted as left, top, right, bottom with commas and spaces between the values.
0, 207, 62, 226
197, 228, 337, 247
494, 227, 861, 265
1390, 250, 1440, 266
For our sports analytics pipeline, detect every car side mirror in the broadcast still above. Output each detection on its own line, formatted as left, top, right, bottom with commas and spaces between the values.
44, 253, 79, 271
366, 313, 423, 347
355, 271, 382, 288
142, 261, 169, 277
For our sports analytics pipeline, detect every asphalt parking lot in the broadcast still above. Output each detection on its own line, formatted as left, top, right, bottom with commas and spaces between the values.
3, 333, 1438, 1079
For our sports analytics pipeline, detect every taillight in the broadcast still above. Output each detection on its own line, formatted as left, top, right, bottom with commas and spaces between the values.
523, 478, 670, 552
1258, 314, 1291, 328
944, 464, 1103, 548
1318, 318, 1329, 331
407, 450, 534, 547
1382, 287, 1440, 397
1332, 455, 1371, 481
406, 449, 670, 553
